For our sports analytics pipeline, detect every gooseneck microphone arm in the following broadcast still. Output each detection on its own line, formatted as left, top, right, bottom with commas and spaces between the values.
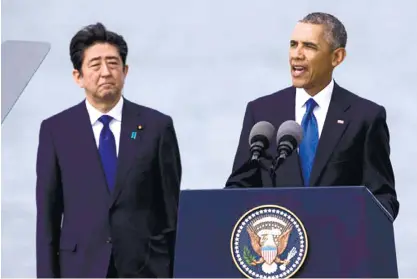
269, 124, 302, 187
269, 165, 277, 187
272, 134, 297, 171
247, 120, 302, 187
269, 155, 288, 188
269, 152, 288, 187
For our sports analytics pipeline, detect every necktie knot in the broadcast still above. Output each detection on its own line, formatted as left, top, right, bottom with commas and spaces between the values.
98, 115, 113, 126
305, 98, 318, 114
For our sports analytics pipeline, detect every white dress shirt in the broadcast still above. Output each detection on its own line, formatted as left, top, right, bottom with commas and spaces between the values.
85, 97, 123, 156
295, 79, 334, 138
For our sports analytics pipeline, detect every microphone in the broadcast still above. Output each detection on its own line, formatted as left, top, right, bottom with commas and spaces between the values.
248, 121, 275, 161
271, 120, 303, 172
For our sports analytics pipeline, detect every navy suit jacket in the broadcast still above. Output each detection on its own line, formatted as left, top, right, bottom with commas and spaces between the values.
36, 98, 182, 277
225, 82, 399, 220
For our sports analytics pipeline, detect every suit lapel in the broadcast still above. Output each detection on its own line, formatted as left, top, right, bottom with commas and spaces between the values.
309, 82, 351, 185
110, 99, 142, 206
73, 101, 110, 195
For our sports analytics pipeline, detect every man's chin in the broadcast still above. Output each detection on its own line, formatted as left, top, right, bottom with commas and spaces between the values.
291, 80, 306, 88
96, 91, 120, 102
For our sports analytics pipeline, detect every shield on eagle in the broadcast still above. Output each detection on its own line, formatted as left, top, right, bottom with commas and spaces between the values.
261, 245, 277, 265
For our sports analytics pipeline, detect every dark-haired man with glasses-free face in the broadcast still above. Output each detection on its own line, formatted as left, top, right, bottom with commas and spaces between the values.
225, 13, 399, 220
36, 22, 182, 278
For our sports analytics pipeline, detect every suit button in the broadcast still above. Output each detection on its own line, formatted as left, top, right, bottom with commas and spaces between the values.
106, 237, 112, 244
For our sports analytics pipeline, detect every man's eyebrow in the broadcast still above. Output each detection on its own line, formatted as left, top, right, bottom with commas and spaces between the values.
88, 55, 120, 64
290, 40, 320, 49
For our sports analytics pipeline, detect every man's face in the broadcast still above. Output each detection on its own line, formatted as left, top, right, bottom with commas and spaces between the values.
73, 42, 128, 104
289, 22, 344, 94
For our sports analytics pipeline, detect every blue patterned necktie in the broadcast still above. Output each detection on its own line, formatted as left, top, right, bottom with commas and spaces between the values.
299, 98, 319, 186
98, 115, 117, 192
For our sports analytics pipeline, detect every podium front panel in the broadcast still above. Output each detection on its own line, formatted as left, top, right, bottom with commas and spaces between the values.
173, 187, 397, 278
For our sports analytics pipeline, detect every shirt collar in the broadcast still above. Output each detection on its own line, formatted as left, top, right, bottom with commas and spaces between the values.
85, 96, 124, 125
296, 79, 334, 109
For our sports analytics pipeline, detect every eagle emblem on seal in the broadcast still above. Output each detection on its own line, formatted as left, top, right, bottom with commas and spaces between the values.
231, 205, 308, 278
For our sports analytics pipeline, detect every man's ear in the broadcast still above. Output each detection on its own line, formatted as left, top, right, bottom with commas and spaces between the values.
331, 47, 346, 67
123, 64, 129, 76
72, 69, 84, 88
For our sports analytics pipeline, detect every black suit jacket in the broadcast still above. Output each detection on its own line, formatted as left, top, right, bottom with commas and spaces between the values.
36, 98, 182, 277
225, 82, 399, 220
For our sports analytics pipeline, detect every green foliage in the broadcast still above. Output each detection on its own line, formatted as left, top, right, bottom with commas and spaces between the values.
243, 246, 256, 265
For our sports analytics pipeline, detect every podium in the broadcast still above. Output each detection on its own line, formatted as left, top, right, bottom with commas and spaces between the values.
173, 186, 397, 278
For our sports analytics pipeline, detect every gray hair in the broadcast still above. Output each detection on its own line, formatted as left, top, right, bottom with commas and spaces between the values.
300, 12, 347, 50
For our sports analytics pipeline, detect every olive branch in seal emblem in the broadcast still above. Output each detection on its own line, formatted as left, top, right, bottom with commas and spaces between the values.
231, 205, 308, 278
243, 246, 256, 266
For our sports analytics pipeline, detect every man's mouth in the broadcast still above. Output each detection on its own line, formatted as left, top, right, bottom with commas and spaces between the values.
292, 65, 307, 77
100, 83, 113, 87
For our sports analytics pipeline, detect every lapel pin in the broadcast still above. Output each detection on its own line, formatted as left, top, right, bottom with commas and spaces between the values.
137, 125, 143, 130
337, 120, 344, 124
131, 131, 137, 139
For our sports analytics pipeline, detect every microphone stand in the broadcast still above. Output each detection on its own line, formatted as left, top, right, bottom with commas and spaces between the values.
252, 152, 274, 186
269, 153, 288, 187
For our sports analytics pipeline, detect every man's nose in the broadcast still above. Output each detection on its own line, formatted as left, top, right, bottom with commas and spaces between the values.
100, 63, 111, 76
290, 46, 304, 60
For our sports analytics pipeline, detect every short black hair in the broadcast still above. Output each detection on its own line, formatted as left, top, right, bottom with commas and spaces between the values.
69, 22, 128, 72
300, 12, 347, 50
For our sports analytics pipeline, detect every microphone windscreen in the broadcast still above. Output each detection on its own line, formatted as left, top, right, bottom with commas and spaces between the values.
276, 120, 303, 146
248, 121, 276, 148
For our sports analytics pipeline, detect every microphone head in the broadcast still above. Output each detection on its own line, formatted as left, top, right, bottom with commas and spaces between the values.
249, 121, 275, 149
276, 120, 303, 147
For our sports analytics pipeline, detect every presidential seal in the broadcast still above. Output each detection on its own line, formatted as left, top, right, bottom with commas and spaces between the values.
230, 205, 308, 278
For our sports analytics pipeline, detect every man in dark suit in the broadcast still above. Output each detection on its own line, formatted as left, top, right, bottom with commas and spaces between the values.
225, 12, 399, 220
36, 22, 182, 278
